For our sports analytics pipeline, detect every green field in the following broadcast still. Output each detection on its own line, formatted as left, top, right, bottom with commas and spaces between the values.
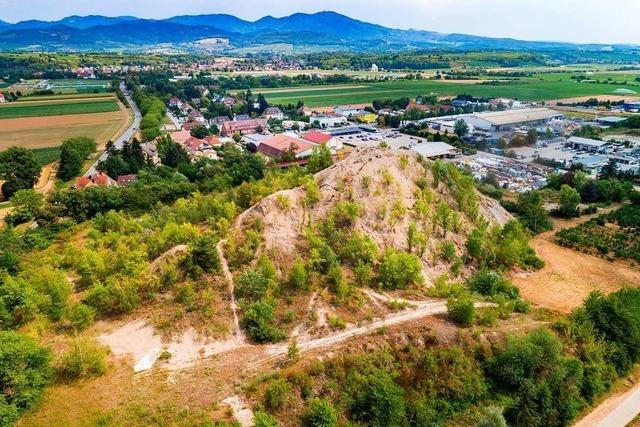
255, 72, 640, 107
0, 98, 119, 119
31, 147, 61, 166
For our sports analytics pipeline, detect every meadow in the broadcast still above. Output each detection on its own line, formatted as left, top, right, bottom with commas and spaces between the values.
255, 72, 640, 107
0, 97, 120, 119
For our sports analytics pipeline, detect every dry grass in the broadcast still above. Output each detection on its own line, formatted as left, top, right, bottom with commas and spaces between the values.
0, 105, 129, 151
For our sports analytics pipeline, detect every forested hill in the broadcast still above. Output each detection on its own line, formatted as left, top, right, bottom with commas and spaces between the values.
0, 11, 638, 53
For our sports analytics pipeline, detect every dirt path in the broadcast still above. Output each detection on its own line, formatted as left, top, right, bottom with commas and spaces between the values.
511, 208, 640, 313
216, 239, 244, 342
575, 380, 640, 427
35, 162, 58, 196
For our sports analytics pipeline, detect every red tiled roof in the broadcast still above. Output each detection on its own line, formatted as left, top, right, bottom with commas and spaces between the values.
171, 130, 192, 144
258, 134, 315, 158
92, 172, 117, 187
205, 135, 222, 145
302, 131, 332, 145
184, 137, 205, 151
117, 174, 138, 186
74, 176, 91, 189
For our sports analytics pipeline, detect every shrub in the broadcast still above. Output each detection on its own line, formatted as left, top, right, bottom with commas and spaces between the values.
305, 398, 338, 427
514, 299, 532, 313
447, 297, 475, 326
265, 378, 291, 410
439, 242, 457, 263
340, 232, 378, 266
235, 269, 271, 302
476, 308, 499, 327
241, 298, 284, 343
253, 410, 279, 427
57, 338, 108, 380
330, 201, 360, 228
468, 270, 519, 299
67, 303, 95, 331
378, 249, 423, 290
0, 331, 51, 422
288, 258, 308, 291
351, 369, 406, 427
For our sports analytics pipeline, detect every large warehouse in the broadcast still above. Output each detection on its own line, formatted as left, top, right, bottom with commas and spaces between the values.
465, 108, 563, 131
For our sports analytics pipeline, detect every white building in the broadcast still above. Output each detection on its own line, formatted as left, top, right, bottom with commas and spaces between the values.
311, 113, 348, 128
464, 108, 563, 132
371, 63, 379, 72
568, 137, 611, 153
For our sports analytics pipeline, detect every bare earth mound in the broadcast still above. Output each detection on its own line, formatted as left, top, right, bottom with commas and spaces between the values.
235, 147, 511, 284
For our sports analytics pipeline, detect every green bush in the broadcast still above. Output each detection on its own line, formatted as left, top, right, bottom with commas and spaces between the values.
351, 369, 406, 427
67, 303, 95, 331
235, 269, 271, 302
378, 249, 423, 290
265, 378, 291, 410
253, 410, 279, 427
288, 258, 308, 291
447, 297, 476, 326
57, 338, 108, 380
305, 398, 338, 427
241, 298, 285, 343
0, 331, 51, 422
468, 270, 519, 299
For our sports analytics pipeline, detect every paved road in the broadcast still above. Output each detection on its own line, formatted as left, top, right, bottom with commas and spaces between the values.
84, 82, 142, 177
575, 381, 640, 427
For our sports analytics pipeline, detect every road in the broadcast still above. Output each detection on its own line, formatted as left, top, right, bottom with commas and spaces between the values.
84, 82, 142, 177
575, 381, 640, 427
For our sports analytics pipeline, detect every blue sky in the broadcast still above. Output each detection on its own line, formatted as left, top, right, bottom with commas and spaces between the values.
0, 0, 638, 44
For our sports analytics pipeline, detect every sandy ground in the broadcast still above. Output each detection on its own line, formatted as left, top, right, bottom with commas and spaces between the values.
511, 212, 640, 313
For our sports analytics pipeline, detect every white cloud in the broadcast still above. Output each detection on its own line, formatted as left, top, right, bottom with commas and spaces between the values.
0, 0, 638, 44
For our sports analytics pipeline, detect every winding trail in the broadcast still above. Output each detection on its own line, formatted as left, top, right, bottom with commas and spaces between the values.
216, 238, 244, 342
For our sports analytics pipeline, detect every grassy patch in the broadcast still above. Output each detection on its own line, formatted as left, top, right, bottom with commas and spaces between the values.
31, 147, 61, 166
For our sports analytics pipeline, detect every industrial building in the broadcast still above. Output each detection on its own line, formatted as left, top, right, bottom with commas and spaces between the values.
567, 136, 611, 153
464, 108, 563, 131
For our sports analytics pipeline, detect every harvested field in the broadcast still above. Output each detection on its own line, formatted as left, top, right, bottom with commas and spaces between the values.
511, 214, 640, 313
0, 109, 129, 150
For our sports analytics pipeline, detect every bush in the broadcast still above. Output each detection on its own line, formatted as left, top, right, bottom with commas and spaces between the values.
468, 270, 519, 299
447, 297, 476, 326
351, 369, 406, 427
57, 338, 108, 380
305, 398, 338, 427
241, 298, 284, 343
0, 331, 51, 421
265, 378, 291, 410
235, 269, 271, 302
67, 303, 95, 331
378, 249, 423, 290
288, 258, 308, 291
476, 308, 499, 327
253, 410, 279, 427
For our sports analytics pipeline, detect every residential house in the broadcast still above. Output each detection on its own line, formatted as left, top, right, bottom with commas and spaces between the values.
211, 116, 231, 127
355, 111, 377, 124
333, 105, 362, 118
189, 110, 206, 124
171, 130, 192, 144
406, 100, 428, 112
117, 174, 138, 186
74, 172, 118, 189
258, 134, 316, 159
141, 141, 161, 165
302, 131, 343, 152
0, 93, 7, 103
181, 121, 202, 132
168, 96, 184, 109
233, 114, 251, 121
221, 119, 268, 136
263, 107, 285, 120
194, 85, 210, 97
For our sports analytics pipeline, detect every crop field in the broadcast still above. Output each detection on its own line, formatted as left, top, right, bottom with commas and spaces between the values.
0, 97, 120, 119
5, 78, 112, 95
0, 94, 129, 151
254, 72, 640, 107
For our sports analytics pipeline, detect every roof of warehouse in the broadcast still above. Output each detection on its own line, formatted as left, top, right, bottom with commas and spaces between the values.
473, 108, 560, 126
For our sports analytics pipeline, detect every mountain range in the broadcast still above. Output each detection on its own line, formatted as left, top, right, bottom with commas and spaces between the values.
0, 11, 637, 53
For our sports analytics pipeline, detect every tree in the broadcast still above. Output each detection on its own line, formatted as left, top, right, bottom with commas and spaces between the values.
10, 189, 44, 220
58, 137, 97, 181
98, 154, 129, 179
558, 184, 580, 218
307, 144, 333, 174
454, 119, 469, 138
517, 191, 552, 234
526, 128, 538, 146
0, 147, 41, 199
351, 369, 406, 427
0, 331, 51, 424
378, 249, 423, 290
190, 125, 209, 139
160, 142, 190, 168
447, 297, 475, 326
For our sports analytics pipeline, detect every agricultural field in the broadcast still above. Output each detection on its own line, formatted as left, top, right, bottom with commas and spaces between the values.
254, 71, 640, 107
0, 94, 129, 150
556, 204, 640, 262
0, 97, 119, 119
5, 78, 112, 95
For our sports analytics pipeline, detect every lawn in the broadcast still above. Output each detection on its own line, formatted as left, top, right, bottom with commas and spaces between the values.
31, 147, 61, 166
255, 72, 640, 107
0, 98, 119, 119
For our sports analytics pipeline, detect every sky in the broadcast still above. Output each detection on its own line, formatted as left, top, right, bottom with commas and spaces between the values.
0, 0, 638, 45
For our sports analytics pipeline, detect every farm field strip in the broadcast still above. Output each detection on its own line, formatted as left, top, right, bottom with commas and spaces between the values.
0, 98, 119, 119
15, 93, 114, 102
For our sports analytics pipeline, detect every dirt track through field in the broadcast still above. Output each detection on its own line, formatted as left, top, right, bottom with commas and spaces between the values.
511, 209, 640, 313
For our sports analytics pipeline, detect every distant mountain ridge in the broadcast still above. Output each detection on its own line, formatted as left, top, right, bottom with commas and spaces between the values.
0, 11, 637, 53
